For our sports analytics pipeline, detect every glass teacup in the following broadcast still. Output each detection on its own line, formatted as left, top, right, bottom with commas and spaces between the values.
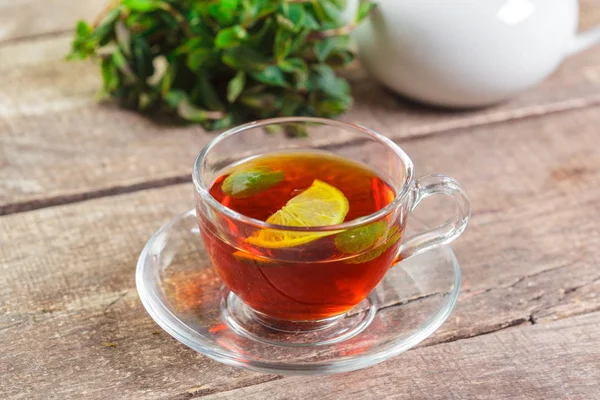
193, 117, 470, 334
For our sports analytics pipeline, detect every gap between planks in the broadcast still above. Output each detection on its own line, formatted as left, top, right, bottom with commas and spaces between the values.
188, 312, 600, 400
184, 306, 600, 399
4, 94, 600, 216
181, 316, 550, 399
0, 28, 74, 47
0, 174, 192, 215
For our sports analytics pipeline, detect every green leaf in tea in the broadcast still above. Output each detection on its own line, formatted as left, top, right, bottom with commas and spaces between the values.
335, 221, 387, 254
344, 227, 402, 264
222, 167, 284, 198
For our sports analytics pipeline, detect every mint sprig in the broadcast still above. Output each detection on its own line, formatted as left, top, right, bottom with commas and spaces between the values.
67, 0, 376, 134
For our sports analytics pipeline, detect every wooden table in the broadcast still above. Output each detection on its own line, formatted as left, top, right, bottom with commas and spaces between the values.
2, 1, 600, 399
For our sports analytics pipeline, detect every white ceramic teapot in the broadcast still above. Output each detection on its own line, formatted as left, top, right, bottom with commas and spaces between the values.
351, 0, 600, 107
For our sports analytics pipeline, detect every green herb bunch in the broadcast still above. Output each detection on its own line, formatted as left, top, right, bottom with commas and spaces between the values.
69, 0, 375, 135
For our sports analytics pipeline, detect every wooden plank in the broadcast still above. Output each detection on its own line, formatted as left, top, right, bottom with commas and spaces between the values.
1, 0, 598, 44
0, 186, 282, 399
2, 0, 600, 213
0, 0, 105, 44
327, 106, 600, 343
206, 312, 600, 400
2, 106, 600, 398
205, 312, 600, 400
580, 0, 600, 31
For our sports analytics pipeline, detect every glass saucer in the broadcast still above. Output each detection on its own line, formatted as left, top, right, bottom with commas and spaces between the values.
136, 210, 460, 375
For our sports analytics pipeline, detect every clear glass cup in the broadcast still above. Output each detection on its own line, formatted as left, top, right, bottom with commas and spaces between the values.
192, 117, 470, 334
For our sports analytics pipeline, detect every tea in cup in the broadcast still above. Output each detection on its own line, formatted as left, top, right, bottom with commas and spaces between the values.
193, 117, 470, 332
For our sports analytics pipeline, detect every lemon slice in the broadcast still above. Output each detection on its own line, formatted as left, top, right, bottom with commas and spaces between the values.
246, 180, 349, 248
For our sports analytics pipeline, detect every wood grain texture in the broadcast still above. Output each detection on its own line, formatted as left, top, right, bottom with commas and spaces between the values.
324, 106, 600, 343
2, 106, 600, 399
1, 0, 600, 213
580, 0, 600, 31
1, 0, 598, 44
0, 0, 105, 44
205, 312, 600, 400
0, 186, 279, 400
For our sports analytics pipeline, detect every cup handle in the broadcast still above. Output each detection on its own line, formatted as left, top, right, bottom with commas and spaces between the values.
397, 174, 471, 260
566, 25, 600, 56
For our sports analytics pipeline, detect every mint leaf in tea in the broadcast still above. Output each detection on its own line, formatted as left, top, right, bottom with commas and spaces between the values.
199, 152, 405, 321
334, 221, 388, 254
222, 167, 284, 198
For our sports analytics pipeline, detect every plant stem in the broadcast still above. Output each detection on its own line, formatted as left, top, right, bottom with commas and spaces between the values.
310, 2, 377, 39
92, 0, 121, 28
159, 3, 193, 37
311, 23, 357, 39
